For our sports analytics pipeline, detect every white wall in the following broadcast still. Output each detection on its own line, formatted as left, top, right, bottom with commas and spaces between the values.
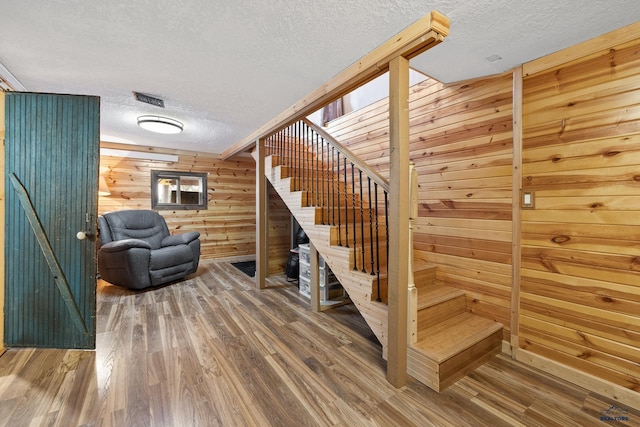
308, 68, 428, 126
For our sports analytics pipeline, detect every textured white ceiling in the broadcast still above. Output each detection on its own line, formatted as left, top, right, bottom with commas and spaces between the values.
1, 0, 639, 154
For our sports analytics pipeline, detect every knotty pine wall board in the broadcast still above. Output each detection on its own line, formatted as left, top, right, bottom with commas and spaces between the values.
98, 143, 290, 275
325, 73, 515, 341
521, 32, 640, 391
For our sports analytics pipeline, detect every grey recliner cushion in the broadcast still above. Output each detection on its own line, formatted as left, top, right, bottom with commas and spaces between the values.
104, 209, 169, 249
150, 245, 194, 271
148, 245, 195, 286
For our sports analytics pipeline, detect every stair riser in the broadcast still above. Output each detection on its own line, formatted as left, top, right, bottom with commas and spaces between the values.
417, 295, 466, 330
329, 224, 388, 245
407, 329, 502, 393
301, 195, 362, 208
289, 178, 352, 191
311, 208, 376, 222
413, 268, 436, 289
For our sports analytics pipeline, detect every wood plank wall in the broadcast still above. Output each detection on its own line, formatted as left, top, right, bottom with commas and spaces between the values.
520, 31, 640, 391
98, 142, 290, 275
325, 73, 514, 340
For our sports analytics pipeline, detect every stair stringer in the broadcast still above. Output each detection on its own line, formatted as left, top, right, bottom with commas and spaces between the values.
266, 157, 389, 353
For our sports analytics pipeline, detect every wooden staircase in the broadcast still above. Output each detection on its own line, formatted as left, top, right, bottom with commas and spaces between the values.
407, 275, 503, 392
265, 154, 390, 348
262, 132, 503, 393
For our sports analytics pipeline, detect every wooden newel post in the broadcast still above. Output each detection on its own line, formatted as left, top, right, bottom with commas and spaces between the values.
387, 55, 410, 387
256, 138, 268, 289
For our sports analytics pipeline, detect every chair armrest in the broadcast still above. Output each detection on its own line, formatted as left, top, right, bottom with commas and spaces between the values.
99, 239, 152, 253
161, 231, 200, 247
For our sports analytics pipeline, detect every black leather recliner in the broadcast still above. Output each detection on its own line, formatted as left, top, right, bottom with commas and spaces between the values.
98, 209, 200, 290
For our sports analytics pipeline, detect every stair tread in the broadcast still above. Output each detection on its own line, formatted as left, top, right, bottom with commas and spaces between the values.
417, 285, 465, 310
412, 312, 502, 363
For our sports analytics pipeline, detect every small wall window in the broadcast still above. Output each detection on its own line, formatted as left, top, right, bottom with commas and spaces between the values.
151, 170, 208, 210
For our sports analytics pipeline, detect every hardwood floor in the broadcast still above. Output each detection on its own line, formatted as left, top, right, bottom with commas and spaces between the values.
0, 261, 637, 426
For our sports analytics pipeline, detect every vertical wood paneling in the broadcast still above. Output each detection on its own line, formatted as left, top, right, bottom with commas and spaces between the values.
325, 73, 514, 338
521, 33, 640, 391
98, 143, 290, 275
5, 93, 98, 348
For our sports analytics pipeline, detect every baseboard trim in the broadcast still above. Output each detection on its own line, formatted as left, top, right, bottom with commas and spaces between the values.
514, 348, 640, 409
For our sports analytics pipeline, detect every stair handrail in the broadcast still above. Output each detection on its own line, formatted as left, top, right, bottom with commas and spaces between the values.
302, 118, 390, 194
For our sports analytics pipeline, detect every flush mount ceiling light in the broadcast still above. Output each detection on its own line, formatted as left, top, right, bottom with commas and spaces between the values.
137, 115, 183, 134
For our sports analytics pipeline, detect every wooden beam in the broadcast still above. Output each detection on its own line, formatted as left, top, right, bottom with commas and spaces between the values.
221, 11, 449, 160
255, 138, 267, 289
386, 55, 410, 388
309, 242, 320, 312
510, 67, 523, 357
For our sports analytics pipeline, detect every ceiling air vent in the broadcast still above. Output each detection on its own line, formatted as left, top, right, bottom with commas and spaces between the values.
133, 91, 165, 108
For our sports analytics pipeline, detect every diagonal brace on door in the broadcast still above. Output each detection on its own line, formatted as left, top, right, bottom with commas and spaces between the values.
9, 173, 89, 335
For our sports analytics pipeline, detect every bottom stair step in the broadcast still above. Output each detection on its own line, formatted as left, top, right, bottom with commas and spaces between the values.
408, 312, 503, 392
414, 312, 502, 362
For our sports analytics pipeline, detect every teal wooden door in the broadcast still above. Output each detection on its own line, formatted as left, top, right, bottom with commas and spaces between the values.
4, 92, 99, 349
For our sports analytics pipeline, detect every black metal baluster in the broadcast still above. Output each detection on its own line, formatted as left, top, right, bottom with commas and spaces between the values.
328, 145, 332, 225
375, 183, 381, 302
385, 191, 389, 280
298, 121, 302, 190
294, 121, 299, 189
286, 126, 290, 171
320, 136, 325, 224
331, 146, 335, 225
298, 121, 302, 188
351, 163, 357, 271
284, 127, 287, 169
310, 129, 315, 206
315, 131, 320, 207
326, 144, 330, 225
337, 151, 342, 246
289, 122, 298, 180
290, 125, 294, 185
292, 123, 296, 189
368, 177, 374, 276
307, 125, 311, 206
304, 123, 309, 205
344, 157, 349, 248
359, 170, 366, 273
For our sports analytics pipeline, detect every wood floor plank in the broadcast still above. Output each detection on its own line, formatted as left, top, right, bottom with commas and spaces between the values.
0, 260, 634, 426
